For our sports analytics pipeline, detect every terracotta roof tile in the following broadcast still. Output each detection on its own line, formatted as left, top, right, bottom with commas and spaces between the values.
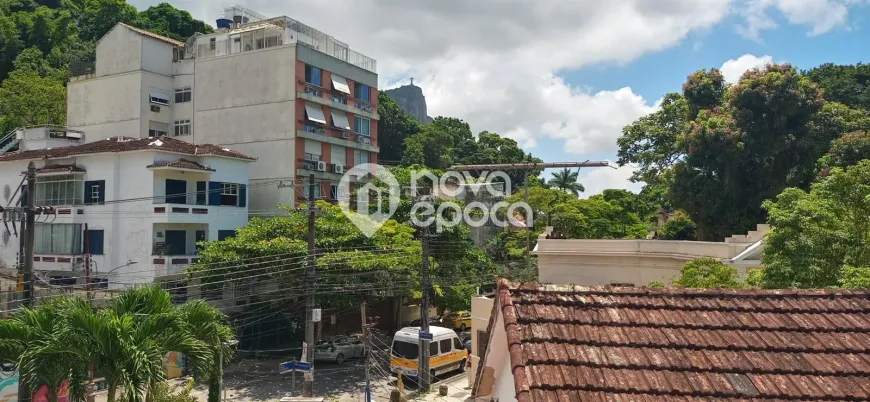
484, 280, 870, 401
0, 136, 255, 163
35, 164, 85, 174
147, 159, 215, 172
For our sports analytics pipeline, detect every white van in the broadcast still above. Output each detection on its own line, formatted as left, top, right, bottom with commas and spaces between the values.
390, 326, 467, 378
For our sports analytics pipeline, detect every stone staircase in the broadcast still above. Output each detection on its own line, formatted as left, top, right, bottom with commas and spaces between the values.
725, 224, 771, 243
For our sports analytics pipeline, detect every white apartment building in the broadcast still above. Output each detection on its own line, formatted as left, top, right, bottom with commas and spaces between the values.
0, 126, 254, 289
66, 8, 380, 214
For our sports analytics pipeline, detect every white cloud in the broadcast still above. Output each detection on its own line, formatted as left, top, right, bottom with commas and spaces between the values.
580, 165, 645, 198
737, 0, 860, 40
720, 54, 774, 83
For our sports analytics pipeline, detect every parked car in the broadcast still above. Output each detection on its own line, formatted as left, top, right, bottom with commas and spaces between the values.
445, 311, 472, 331
314, 335, 366, 364
410, 317, 442, 327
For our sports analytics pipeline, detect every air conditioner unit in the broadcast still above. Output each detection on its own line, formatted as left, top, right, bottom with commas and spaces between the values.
340, 131, 349, 139
334, 164, 345, 174
317, 161, 327, 171
150, 105, 161, 113
362, 138, 371, 145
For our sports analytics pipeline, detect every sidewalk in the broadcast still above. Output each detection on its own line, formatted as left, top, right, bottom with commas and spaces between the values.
410, 374, 472, 402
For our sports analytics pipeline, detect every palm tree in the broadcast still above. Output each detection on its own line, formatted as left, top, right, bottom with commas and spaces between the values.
64, 286, 209, 402
548, 168, 585, 196
176, 300, 236, 402
0, 297, 89, 402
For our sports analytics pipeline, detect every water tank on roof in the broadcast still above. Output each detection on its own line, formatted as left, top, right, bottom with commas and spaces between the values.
216, 18, 233, 29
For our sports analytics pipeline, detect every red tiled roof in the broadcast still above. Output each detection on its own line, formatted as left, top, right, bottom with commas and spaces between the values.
480, 279, 870, 401
118, 23, 185, 47
147, 159, 215, 172
0, 136, 256, 162
36, 164, 86, 174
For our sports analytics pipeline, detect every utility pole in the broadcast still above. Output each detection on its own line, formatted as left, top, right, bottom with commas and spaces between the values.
83, 224, 96, 402
418, 204, 432, 392
19, 162, 35, 402
362, 301, 371, 402
302, 174, 317, 397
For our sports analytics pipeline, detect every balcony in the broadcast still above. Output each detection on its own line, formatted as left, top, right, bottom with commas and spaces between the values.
153, 255, 200, 276
152, 223, 206, 276
297, 82, 379, 121
296, 125, 379, 153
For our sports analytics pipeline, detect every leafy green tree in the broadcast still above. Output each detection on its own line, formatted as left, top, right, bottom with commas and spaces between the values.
548, 168, 584, 196
0, 67, 66, 127
661, 210, 696, 240
672, 64, 833, 240
840, 266, 870, 289
133, 2, 213, 41
818, 131, 870, 170
402, 124, 454, 170
377, 91, 420, 164
617, 93, 688, 182
78, 0, 138, 42
762, 161, 870, 288
805, 63, 870, 111
602, 189, 655, 221
176, 300, 235, 402
674, 257, 743, 289
682, 68, 727, 119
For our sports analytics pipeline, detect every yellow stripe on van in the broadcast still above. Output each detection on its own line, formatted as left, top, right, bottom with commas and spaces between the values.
390, 351, 466, 372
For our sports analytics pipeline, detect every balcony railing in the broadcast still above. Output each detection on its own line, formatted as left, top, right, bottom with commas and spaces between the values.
69, 60, 96, 77
352, 101, 375, 114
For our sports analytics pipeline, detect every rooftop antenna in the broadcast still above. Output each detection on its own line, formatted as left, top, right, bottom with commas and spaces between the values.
410, 77, 414, 86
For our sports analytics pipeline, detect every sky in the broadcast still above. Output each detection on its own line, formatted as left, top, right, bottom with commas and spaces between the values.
130, 0, 870, 196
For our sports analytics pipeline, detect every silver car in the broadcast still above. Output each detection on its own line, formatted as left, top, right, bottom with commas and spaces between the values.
314, 335, 366, 364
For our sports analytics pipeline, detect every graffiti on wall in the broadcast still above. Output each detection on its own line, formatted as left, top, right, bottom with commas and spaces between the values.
0, 364, 70, 402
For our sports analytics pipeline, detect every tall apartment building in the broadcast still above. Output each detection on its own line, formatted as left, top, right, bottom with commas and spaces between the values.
67, 8, 380, 213
0, 127, 253, 288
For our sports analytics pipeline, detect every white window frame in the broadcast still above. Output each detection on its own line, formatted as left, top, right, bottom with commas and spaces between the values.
221, 183, 238, 196
173, 120, 191, 136
149, 90, 170, 106
35, 174, 84, 205
174, 87, 192, 103
34, 223, 83, 255
149, 121, 169, 137
355, 116, 371, 136
90, 184, 100, 203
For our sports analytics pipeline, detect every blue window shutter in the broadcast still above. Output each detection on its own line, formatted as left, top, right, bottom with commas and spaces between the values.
208, 182, 221, 206
238, 184, 247, 207
97, 180, 106, 204
87, 230, 104, 255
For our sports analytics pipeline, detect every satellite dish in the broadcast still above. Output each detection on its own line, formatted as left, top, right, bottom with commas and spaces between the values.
3, 184, 9, 202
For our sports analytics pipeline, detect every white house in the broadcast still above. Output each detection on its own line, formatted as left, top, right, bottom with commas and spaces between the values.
0, 126, 255, 290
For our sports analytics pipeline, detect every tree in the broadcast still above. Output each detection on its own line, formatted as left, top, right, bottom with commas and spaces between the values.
818, 131, 870, 170
661, 210, 696, 240
78, 0, 138, 42
548, 168, 584, 196
133, 3, 213, 41
671, 64, 833, 240
617, 93, 688, 182
377, 91, 420, 164
805, 63, 870, 111
673, 257, 743, 289
176, 300, 235, 402
0, 67, 66, 127
401, 124, 454, 170
682, 68, 727, 119
762, 161, 870, 288
840, 267, 870, 289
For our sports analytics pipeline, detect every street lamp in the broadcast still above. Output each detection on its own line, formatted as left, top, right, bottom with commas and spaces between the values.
221, 339, 239, 402
98, 260, 139, 285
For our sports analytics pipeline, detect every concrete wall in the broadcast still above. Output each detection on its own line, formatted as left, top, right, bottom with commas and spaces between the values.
141, 36, 174, 77
140, 71, 175, 137
535, 238, 757, 286
469, 296, 493, 389
67, 72, 143, 141
0, 150, 251, 289
96, 25, 142, 77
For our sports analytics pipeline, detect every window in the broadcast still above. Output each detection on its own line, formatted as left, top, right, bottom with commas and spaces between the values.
331, 111, 351, 131
303, 184, 322, 199
195, 230, 206, 252
354, 116, 371, 136
429, 341, 439, 356
439, 339, 452, 354
164, 230, 187, 255
35, 224, 82, 255
149, 90, 170, 106
354, 82, 370, 102
84, 180, 105, 205
354, 150, 370, 166
304, 64, 322, 86
218, 230, 235, 241
330, 184, 338, 200
165, 179, 187, 204
221, 183, 238, 206
453, 337, 464, 350
174, 120, 191, 136
332, 94, 347, 104
391, 341, 418, 359
86, 229, 104, 255
196, 181, 206, 205
209, 38, 216, 50
305, 103, 327, 124
331, 75, 351, 94
174, 87, 192, 103
304, 153, 321, 162
35, 174, 83, 205
149, 121, 169, 137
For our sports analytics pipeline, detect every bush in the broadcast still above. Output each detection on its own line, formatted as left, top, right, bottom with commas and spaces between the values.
674, 257, 743, 289
661, 211, 697, 240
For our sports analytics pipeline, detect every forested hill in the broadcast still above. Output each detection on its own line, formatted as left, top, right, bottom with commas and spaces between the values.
0, 0, 213, 133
